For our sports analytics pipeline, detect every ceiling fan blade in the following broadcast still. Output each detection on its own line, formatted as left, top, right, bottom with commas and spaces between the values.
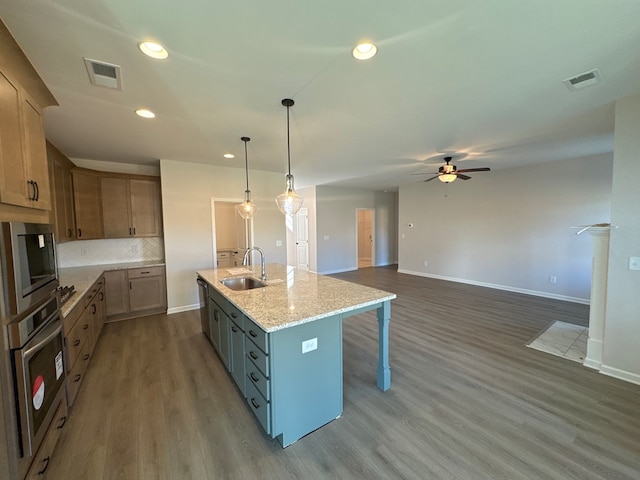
457, 167, 491, 173
456, 173, 471, 180
410, 172, 437, 176
423, 175, 440, 182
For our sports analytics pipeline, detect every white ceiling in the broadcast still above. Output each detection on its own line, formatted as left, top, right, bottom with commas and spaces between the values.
2, 0, 640, 190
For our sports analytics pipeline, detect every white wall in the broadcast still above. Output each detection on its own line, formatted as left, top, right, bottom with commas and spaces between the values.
398, 153, 612, 302
315, 186, 398, 274
160, 159, 286, 312
602, 92, 640, 384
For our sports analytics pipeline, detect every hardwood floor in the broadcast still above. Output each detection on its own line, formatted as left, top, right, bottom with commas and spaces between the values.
46, 266, 640, 479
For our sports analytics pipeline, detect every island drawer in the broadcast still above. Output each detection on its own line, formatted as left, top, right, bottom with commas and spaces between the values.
246, 364, 270, 401
246, 380, 270, 435
209, 287, 227, 310
245, 319, 268, 354
227, 303, 244, 330
246, 340, 269, 377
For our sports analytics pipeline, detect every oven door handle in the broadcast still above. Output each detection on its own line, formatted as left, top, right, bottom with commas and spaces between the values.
23, 319, 62, 361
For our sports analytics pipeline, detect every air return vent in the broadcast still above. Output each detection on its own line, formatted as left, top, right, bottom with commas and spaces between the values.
84, 58, 122, 90
563, 68, 601, 91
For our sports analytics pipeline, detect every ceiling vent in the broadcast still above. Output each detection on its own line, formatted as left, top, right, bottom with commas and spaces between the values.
563, 68, 601, 91
84, 58, 122, 90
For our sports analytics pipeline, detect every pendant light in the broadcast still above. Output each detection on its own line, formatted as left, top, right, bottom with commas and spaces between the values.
275, 98, 304, 215
236, 136, 257, 219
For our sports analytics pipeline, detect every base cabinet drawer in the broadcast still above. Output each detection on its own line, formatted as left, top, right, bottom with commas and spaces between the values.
246, 380, 270, 435
246, 363, 269, 401
245, 319, 268, 354
25, 397, 68, 479
66, 343, 91, 406
246, 339, 269, 378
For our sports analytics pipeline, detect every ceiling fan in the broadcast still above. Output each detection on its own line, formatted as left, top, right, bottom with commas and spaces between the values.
415, 156, 491, 183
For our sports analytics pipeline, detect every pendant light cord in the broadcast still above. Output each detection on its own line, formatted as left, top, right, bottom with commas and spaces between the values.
286, 103, 291, 176
244, 139, 249, 191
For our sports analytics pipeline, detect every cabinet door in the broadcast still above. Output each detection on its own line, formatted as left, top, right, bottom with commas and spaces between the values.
209, 298, 220, 351
0, 71, 28, 207
22, 97, 51, 210
129, 275, 166, 312
104, 270, 129, 317
52, 155, 76, 242
130, 179, 162, 237
72, 170, 103, 239
101, 177, 132, 237
230, 320, 246, 396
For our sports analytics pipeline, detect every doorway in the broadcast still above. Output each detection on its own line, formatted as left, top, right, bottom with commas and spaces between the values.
211, 199, 252, 268
295, 207, 309, 271
357, 208, 374, 269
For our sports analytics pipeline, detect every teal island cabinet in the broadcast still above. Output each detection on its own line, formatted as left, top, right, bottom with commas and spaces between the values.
196, 264, 396, 447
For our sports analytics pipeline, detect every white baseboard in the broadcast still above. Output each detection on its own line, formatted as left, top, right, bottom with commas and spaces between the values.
599, 364, 640, 386
320, 267, 358, 275
397, 269, 589, 305
167, 303, 199, 315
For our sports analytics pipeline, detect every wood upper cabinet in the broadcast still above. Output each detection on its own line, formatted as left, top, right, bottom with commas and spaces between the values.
101, 176, 162, 238
72, 169, 103, 239
0, 71, 51, 210
48, 142, 76, 242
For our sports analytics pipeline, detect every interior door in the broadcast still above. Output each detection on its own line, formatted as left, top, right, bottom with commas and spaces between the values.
357, 209, 374, 268
295, 208, 309, 271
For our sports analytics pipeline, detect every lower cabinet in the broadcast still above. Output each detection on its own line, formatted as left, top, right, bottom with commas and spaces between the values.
24, 396, 68, 479
104, 266, 167, 321
202, 283, 343, 447
62, 276, 105, 407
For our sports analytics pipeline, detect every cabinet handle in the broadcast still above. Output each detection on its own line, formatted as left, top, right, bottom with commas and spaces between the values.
129, 281, 132, 290
91, 304, 97, 315
78, 228, 82, 238
67, 228, 72, 238
37, 456, 50, 475
250, 398, 260, 409
74, 374, 81, 382
82, 323, 89, 330
83, 353, 90, 361
231, 326, 238, 333
99, 292, 104, 301
133, 227, 136, 235
249, 330, 257, 338
27, 180, 36, 200
57, 416, 67, 429
250, 372, 259, 383
34, 181, 39, 201
140, 271, 150, 275
249, 351, 258, 360
231, 312, 237, 319
73, 339, 81, 347
129, 227, 132, 235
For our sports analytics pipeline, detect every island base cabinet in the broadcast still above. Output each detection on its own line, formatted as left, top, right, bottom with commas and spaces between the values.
268, 314, 343, 447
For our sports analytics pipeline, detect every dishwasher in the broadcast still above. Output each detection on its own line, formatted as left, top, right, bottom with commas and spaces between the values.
197, 276, 211, 341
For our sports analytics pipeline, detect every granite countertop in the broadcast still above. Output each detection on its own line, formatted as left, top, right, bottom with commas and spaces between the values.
197, 264, 396, 333
58, 260, 165, 317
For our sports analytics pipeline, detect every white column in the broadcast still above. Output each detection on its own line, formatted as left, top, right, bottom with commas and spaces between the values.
583, 227, 611, 369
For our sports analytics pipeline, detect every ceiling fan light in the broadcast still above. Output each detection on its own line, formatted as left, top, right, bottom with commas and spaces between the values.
438, 173, 457, 183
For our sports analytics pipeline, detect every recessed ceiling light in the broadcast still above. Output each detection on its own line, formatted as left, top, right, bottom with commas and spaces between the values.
138, 41, 169, 59
352, 42, 377, 60
223, 153, 235, 159
135, 108, 156, 118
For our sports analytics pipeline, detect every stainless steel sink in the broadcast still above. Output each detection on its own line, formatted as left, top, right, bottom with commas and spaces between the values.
220, 276, 267, 291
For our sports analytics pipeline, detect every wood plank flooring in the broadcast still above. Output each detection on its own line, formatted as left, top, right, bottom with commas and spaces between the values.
46, 266, 640, 479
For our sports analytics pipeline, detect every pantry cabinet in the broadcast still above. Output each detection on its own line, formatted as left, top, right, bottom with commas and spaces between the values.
0, 71, 51, 211
48, 142, 76, 242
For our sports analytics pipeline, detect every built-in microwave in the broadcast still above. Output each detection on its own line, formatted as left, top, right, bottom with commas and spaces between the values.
0, 222, 59, 316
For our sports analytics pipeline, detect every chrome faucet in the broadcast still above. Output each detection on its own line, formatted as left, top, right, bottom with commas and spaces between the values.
243, 246, 267, 281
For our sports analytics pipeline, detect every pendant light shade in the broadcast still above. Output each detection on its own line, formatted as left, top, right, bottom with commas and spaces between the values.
275, 98, 304, 215
236, 136, 258, 219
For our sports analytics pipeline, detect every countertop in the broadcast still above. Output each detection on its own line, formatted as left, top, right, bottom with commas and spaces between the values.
197, 264, 396, 333
58, 260, 165, 317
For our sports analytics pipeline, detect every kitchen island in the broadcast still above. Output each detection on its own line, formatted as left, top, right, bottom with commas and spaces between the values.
196, 264, 396, 446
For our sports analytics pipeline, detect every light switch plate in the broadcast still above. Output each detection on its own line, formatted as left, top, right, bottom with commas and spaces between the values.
629, 256, 640, 271
302, 338, 318, 354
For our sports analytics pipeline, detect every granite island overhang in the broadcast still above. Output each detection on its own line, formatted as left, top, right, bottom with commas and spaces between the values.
196, 263, 396, 446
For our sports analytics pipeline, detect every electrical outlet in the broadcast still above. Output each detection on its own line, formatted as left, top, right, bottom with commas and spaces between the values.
276, 240, 283, 247
80, 248, 87, 256
423, 260, 428, 267
131, 245, 138, 253
549, 275, 557, 284
302, 338, 317, 354
629, 256, 640, 271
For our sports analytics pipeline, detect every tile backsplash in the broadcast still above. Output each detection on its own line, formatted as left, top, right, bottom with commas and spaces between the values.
57, 237, 164, 267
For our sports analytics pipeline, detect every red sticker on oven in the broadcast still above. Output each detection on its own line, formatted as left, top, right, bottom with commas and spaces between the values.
33, 375, 45, 410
